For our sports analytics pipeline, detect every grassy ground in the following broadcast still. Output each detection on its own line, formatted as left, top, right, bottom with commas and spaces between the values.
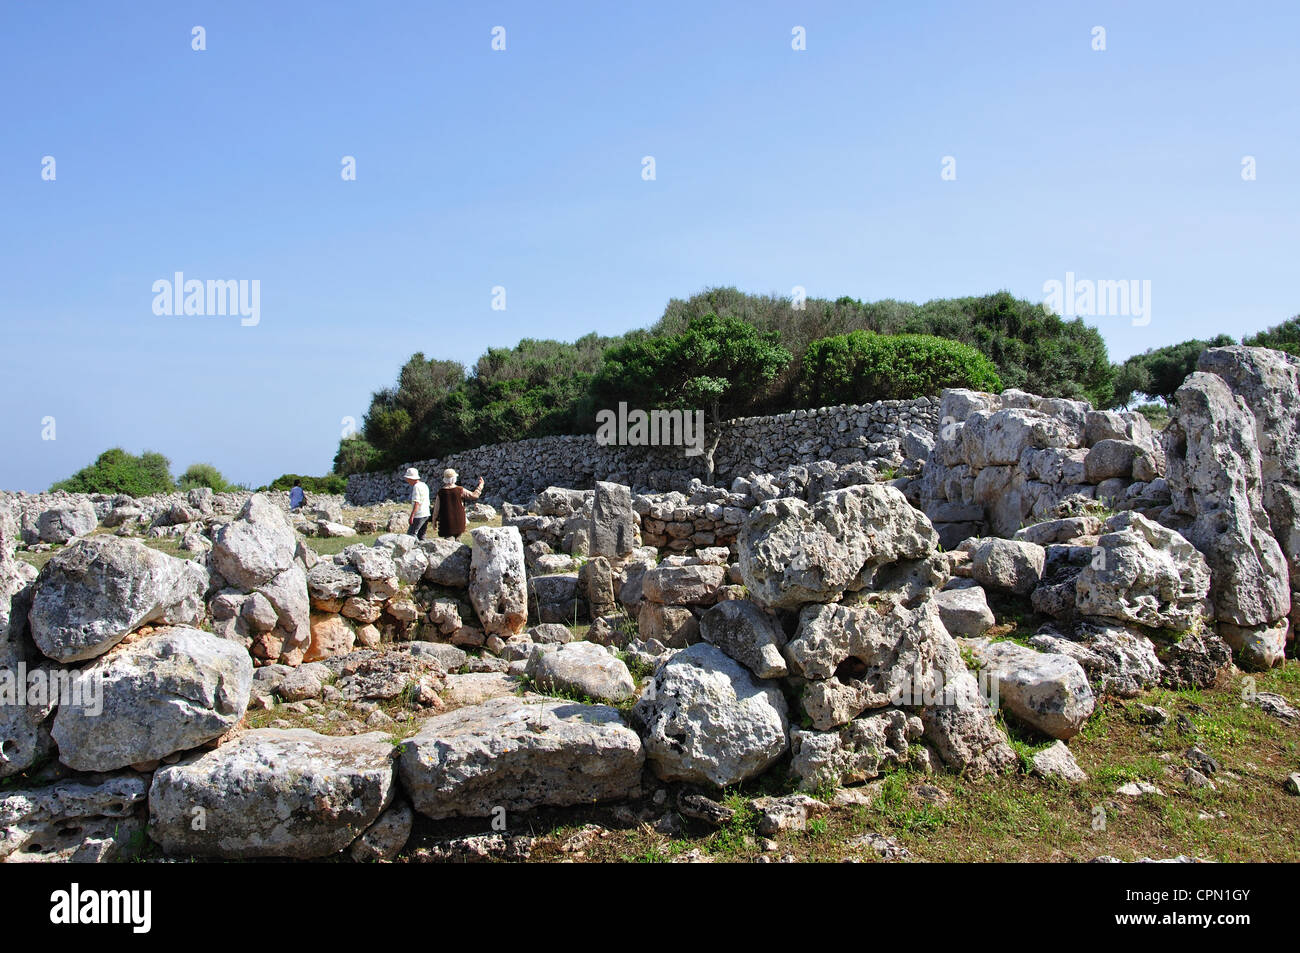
15, 513, 506, 570
393, 662, 1300, 863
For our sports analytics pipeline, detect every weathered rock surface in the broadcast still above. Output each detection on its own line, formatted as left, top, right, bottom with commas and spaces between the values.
421, 537, 472, 587
526, 641, 636, 703
789, 709, 920, 790
739, 484, 937, 608
934, 585, 996, 637
698, 599, 788, 678
633, 642, 788, 787
52, 626, 253, 772
149, 729, 396, 859
1032, 740, 1087, 783
1, 773, 148, 862
970, 538, 1045, 596
641, 564, 726, 606
468, 527, 528, 636
975, 640, 1095, 740
590, 480, 636, 558
211, 493, 298, 589
1074, 512, 1210, 631
1164, 370, 1290, 666
36, 500, 98, 543
28, 536, 206, 663
399, 695, 644, 818
1028, 621, 1162, 698
349, 800, 414, 863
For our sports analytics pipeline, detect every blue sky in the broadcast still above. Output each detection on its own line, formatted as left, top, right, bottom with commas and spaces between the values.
2, 0, 1297, 492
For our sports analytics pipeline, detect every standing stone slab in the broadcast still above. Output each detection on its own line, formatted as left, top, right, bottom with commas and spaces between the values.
148, 729, 396, 859
398, 694, 644, 819
591, 481, 636, 558
469, 526, 528, 636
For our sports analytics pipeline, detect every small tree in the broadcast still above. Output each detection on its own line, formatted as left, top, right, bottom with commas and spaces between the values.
333, 435, 382, 475
799, 331, 1003, 406
592, 313, 791, 482
1117, 335, 1235, 403
178, 463, 234, 493
51, 448, 175, 497
1244, 315, 1300, 356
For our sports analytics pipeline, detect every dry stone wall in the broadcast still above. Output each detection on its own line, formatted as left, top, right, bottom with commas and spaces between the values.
345, 398, 940, 505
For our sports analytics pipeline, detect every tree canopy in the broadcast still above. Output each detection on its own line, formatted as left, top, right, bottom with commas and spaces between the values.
51, 448, 176, 497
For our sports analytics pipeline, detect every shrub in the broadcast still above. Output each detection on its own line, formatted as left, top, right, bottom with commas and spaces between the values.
51, 448, 175, 497
178, 463, 236, 493
1244, 315, 1300, 357
333, 435, 383, 475
268, 473, 348, 495
800, 330, 1003, 405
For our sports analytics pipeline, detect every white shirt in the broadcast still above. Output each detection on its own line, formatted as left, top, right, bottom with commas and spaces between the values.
410, 480, 430, 518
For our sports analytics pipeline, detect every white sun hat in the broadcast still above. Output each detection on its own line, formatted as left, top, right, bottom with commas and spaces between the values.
404, 467, 420, 480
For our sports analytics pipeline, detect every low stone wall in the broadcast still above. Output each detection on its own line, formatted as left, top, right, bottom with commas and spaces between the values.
345, 398, 940, 505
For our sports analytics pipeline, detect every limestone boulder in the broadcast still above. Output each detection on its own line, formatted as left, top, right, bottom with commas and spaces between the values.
739, 484, 938, 609
52, 626, 253, 772
420, 537, 472, 588
468, 527, 528, 636
934, 585, 996, 637
149, 729, 396, 859
970, 538, 1045, 596
1165, 372, 1291, 631
0, 773, 149, 863
211, 493, 297, 589
36, 500, 98, 543
632, 642, 788, 787
526, 641, 636, 704
698, 599, 788, 679
591, 480, 636, 558
28, 536, 206, 663
975, 640, 1095, 740
399, 695, 643, 818
1075, 512, 1211, 631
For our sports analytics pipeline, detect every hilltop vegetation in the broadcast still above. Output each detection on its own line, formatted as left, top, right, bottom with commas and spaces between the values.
337, 288, 1113, 474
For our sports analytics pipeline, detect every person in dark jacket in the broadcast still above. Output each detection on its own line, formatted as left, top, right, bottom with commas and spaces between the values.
433, 468, 483, 538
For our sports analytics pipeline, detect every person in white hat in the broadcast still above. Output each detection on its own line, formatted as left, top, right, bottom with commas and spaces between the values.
403, 467, 431, 539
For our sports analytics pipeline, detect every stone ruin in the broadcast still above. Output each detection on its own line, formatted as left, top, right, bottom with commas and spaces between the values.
0, 345, 1296, 862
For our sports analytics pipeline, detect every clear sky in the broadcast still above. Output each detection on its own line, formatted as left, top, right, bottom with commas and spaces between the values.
2, 1, 1297, 492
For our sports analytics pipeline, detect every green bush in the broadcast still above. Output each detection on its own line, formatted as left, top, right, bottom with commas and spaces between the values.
338, 288, 1122, 467
333, 435, 383, 475
178, 463, 236, 493
51, 448, 175, 497
1244, 315, 1300, 357
1113, 335, 1235, 404
800, 331, 1003, 405
268, 473, 348, 495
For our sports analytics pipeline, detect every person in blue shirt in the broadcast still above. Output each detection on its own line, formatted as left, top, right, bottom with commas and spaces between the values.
289, 479, 305, 511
